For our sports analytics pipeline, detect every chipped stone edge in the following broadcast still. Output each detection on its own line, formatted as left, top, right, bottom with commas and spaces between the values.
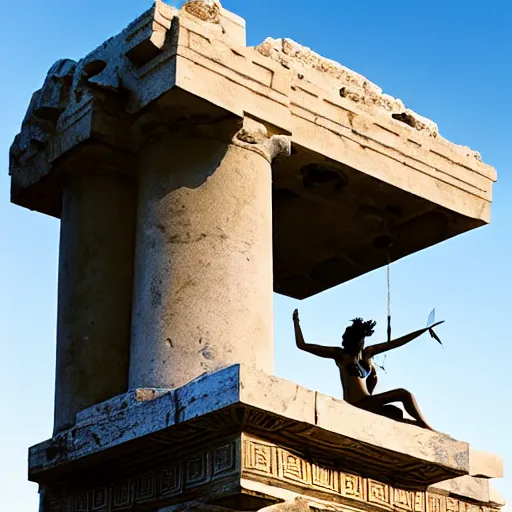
253, 37, 484, 162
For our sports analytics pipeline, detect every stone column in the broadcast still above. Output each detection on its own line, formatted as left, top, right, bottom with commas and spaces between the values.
129, 118, 290, 389
54, 172, 136, 433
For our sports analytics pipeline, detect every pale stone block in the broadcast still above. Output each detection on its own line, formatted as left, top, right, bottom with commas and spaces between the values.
430, 475, 490, 503
315, 393, 469, 475
470, 449, 504, 479
490, 484, 506, 507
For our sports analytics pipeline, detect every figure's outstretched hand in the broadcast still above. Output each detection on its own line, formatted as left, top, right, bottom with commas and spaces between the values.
293, 309, 300, 324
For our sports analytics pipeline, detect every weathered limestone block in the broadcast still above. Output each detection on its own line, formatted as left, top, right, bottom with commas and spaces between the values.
10, 0, 291, 428
155, 498, 312, 512
489, 485, 506, 508
430, 475, 491, 504
470, 449, 504, 479
183, 0, 221, 24
258, 498, 311, 512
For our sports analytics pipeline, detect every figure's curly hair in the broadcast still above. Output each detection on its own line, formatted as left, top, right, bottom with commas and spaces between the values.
349, 318, 376, 338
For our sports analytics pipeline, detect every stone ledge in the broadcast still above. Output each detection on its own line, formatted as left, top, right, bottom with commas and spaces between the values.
470, 449, 504, 479
75, 388, 170, 427
30, 365, 469, 490
489, 485, 506, 507
430, 475, 490, 504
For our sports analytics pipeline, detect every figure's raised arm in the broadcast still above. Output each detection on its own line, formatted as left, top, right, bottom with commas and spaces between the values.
293, 309, 341, 359
363, 321, 444, 359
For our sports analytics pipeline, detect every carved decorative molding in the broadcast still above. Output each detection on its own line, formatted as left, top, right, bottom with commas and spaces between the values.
242, 436, 497, 512
42, 439, 240, 512
36, 430, 501, 512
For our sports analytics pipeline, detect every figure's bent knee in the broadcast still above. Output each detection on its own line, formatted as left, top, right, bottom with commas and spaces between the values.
397, 388, 412, 399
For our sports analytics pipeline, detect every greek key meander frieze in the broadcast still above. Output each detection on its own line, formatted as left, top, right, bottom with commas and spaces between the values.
242, 437, 490, 512
45, 440, 240, 512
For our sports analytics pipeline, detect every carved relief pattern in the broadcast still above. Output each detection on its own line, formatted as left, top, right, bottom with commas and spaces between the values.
43, 436, 493, 512
91, 488, 108, 512
429, 494, 446, 512
63, 498, 73, 512
48, 440, 239, 512
75, 493, 89, 512
135, 472, 156, 503
242, 437, 486, 512
213, 443, 237, 477
278, 450, 310, 485
160, 465, 182, 498
244, 438, 275, 476
429, 496, 489, 512
311, 465, 339, 494
394, 488, 425, 512
341, 473, 365, 501
368, 480, 392, 508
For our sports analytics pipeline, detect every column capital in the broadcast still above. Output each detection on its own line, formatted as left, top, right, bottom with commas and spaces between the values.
234, 117, 292, 163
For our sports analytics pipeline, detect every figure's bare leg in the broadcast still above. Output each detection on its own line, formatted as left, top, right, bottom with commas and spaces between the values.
356, 389, 434, 430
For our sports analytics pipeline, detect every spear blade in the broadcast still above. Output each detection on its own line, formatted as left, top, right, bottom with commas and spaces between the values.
429, 328, 443, 345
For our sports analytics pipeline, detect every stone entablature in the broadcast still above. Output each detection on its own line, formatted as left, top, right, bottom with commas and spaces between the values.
9, 0, 497, 299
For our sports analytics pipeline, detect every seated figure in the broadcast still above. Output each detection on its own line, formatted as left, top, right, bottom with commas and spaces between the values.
292, 310, 443, 430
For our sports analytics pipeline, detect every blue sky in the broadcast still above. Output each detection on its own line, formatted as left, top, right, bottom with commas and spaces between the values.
0, 0, 510, 509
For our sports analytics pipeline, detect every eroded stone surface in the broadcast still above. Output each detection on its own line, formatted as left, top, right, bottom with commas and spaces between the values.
490, 484, 506, 507
241, 439, 502, 508
183, 0, 222, 24
255, 38, 441, 137
53, 173, 136, 433
75, 388, 169, 426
